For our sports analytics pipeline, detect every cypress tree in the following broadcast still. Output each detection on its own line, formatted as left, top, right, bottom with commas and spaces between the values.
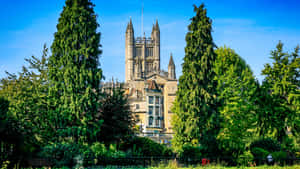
48, 0, 103, 143
171, 4, 219, 156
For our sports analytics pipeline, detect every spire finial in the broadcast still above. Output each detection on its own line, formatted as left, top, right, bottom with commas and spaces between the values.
127, 17, 133, 31
155, 19, 159, 30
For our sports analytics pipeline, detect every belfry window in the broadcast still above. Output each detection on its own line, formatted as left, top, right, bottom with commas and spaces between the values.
136, 48, 142, 56
146, 47, 153, 56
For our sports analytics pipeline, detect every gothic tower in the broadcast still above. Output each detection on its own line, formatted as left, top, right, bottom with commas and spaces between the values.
125, 18, 162, 82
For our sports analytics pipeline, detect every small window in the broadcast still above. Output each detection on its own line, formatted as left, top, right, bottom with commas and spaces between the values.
148, 106, 153, 115
149, 96, 154, 104
136, 104, 140, 109
149, 116, 153, 126
155, 96, 159, 104
155, 117, 159, 127
155, 106, 159, 116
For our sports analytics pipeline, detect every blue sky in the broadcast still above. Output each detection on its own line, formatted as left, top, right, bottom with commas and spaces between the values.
0, 0, 300, 82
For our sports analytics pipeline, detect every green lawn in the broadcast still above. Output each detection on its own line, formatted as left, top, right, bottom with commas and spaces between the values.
149, 166, 300, 169
99, 165, 300, 169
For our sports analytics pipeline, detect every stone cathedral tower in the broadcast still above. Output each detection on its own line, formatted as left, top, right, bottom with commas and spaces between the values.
124, 18, 177, 144
125, 19, 170, 82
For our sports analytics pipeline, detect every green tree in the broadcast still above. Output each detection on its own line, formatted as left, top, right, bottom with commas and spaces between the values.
259, 41, 300, 142
214, 46, 259, 163
48, 0, 103, 143
0, 95, 24, 166
0, 45, 51, 150
171, 4, 219, 156
98, 84, 135, 145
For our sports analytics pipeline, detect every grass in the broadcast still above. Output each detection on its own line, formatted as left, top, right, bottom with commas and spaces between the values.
149, 166, 300, 169
145, 160, 300, 169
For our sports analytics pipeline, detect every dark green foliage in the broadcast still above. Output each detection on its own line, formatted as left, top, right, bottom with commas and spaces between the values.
271, 151, 288, 165
39, 142, 85, 167
120, 137, 171, 157
171, 3, 219, 157
250, 138, 281, 153
48, 0, 103, 143
251, 147, 270, 164
0, 97, 9, 114
98, 85, 135, 145
0, 97, 24, 166
178, 143, 201, 159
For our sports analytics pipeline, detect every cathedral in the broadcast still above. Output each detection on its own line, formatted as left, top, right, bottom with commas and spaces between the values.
124, 18, 178, 143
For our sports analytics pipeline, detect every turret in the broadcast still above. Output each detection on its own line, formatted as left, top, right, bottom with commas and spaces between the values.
125, 18, 135, 82
168, 53, 176, 79
152, 20, 160, 71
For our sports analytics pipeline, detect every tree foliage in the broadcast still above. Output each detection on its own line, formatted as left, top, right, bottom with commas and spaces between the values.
0, 45, 51, 150
214, 47, 259, 161
259, 41, 300, 142
98, 85, 135, 145
171, 4, 219, 156
0, 97, 24, 164
48, 0, 103, 143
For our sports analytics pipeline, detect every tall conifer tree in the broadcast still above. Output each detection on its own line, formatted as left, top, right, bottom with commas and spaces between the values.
48, 0, 103, 143
172, 4, 219, 156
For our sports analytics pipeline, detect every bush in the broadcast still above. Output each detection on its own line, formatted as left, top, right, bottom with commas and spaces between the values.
120, 137, 171, 157
251, 147, 269, 158
83, 142, 126, 165
272, 151, 287, 165
236, 151, 254, 166
178, 143, 201, 159
39, 142, 85, 167
251, 147, 269, 165
250, 138, 281, 153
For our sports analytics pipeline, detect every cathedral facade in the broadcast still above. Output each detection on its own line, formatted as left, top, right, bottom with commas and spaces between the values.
124, 19, 178, 143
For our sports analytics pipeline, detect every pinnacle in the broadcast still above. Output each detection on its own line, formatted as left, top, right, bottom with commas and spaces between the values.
126, 18, 133, 31
169, 53, 175, 67
155, 19, 159, 30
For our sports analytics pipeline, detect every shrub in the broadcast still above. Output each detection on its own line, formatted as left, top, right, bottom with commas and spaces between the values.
162, 147, 174, 157
83, 142, 126, 166
39, 142, 85, 167
250, 138, 281, 153
272, 151, 287, 165
236, 151, 254, 166
251, 147, 270, 165
178, 143, 201, 159
120, 137, 169, 157
251, 147, 269, 158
